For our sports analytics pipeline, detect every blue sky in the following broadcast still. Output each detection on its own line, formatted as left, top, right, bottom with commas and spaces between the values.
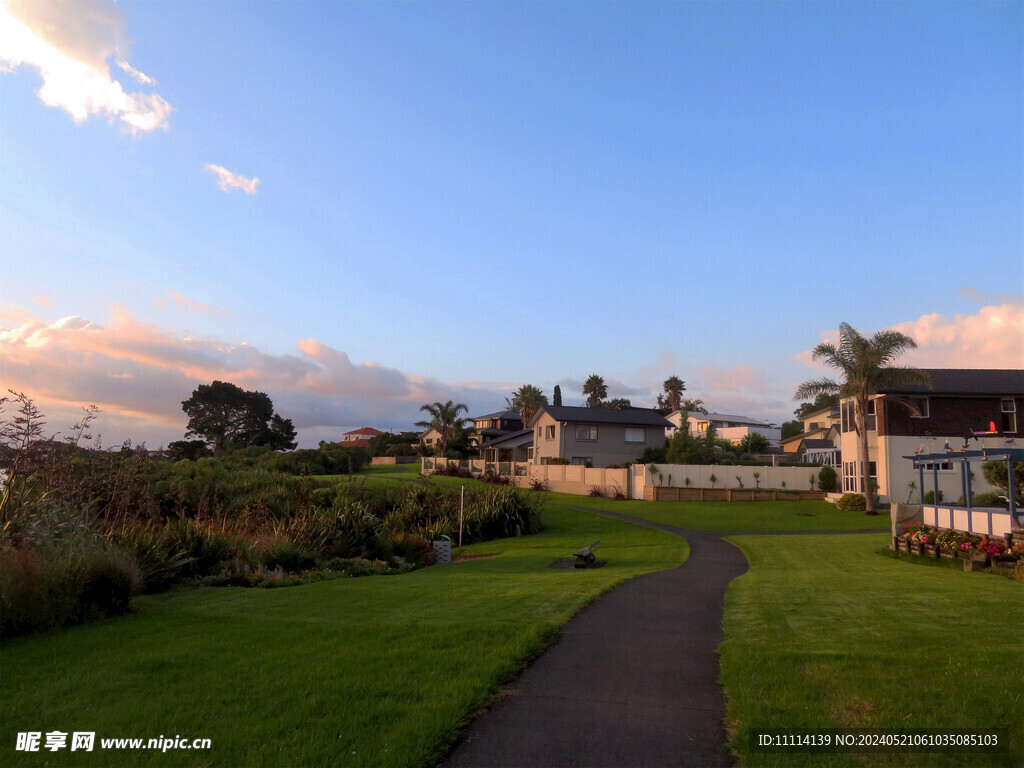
1, 0, 1022, 447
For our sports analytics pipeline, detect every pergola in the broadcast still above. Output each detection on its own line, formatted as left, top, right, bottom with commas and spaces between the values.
903, 447, 1023, 531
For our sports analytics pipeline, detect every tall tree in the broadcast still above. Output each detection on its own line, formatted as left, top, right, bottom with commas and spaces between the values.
795, 322, 929, 515
582, 374, 608, 408
794, 393, 839, 419
662, 376, 685, 412
506, 384, 548, 425
267, 414, 298, 451
415, 400, 470, 457
680, 398, 707, 415
603, 398, 632, 409
182, 381, 294, 451
552, 385, 562, 407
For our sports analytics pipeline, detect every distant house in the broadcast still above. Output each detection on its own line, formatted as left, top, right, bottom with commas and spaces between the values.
528, 405, 672, 467
838, 368, 1023, 502
338, 427, 384, 448
780, 405, 842, 458
666, 410, 782, 447
468, 410, 523, 449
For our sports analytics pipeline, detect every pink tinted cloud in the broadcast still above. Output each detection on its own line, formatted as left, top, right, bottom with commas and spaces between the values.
796, 305, 1024, 372
0, 305, 498, 446
167, 291, 229, 318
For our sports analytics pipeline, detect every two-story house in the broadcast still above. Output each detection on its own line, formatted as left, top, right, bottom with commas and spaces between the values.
838, 368, 1023, 503
468, 410, 523, 449
529, 405, 672, 467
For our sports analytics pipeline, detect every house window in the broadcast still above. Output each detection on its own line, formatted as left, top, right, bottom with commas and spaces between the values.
1001, 399, 1017, 433
624, 427, 645, 443
840, 401, 875, 431
575, 425, 598, 441
841, 461, 876, 492
545, 425, 555, 440
907, 397, 929, 418
841, 402, 854, 433
527, 447, 534, 460
571, 457, 592, 466
922, 461, 952, 472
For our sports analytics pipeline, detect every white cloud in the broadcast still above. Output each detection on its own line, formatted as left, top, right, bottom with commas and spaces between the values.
116, 59, 155, 85
0, 0, 172, 133
205, 164, 260, 195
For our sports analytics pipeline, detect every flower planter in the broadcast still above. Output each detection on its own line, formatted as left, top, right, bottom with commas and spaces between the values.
911, 541, 925, 555
897, 539, 910, 553
1016, 562, 1024, 581
924, 544, 939, 558
964, 553, 989, 571
939, 548, 956, 560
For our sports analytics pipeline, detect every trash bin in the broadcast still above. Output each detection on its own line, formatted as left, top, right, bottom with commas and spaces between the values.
432, 535, 452, 564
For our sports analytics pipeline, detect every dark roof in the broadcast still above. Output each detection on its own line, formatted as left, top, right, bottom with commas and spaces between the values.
877, 369, 1024, 396
531, 405, 673, 428
474, 427, 508, 437
480, 429, 534, 449
472, 410, 522, 421
800, 439, 837, 450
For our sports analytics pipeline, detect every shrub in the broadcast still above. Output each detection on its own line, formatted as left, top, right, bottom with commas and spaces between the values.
0, 544, 141, 638
972, 492, 1008, 508
529, 477, 548, 492
432, 462, 473, 479
480, 471, 512, 486
389, 532, 433, 566
837, 493, 866, 511
587, 485, 606, 498
817, 465, 838, 492
547, 457, 570, 465
611, 485, 627, 501
924, 490, 944, 504
251, 534, 317, 572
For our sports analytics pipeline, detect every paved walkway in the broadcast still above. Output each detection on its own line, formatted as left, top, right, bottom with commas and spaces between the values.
442, 507, 884, 768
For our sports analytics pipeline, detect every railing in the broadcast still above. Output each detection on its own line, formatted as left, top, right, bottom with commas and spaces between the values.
923, 504, 1013, 537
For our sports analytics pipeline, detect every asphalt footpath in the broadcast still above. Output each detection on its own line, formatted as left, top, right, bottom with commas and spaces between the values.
441, 509, 750, 768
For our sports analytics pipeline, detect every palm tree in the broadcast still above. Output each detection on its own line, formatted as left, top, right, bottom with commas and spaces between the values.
583, 374, 607, 408
662, 376, 685, 412
795, 322, 930, 515
507, 384, 548, 425
415, 400, 470, 457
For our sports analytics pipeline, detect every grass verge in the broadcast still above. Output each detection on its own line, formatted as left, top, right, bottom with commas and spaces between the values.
0, 506, 687, 768
544, 494, 890, 533
720, 533, 1023, 767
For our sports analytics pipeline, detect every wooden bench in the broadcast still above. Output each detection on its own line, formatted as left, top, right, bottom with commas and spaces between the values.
574, 540, 601, 568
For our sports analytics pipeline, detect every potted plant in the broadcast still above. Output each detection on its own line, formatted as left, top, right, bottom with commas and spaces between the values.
935, 528, 958, 559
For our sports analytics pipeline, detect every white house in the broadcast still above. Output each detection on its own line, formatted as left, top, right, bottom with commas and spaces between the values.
665, 410, 782, 447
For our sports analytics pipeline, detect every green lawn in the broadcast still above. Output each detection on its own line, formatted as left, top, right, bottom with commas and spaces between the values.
720, 533, 1023, 767
0, 506, 687, 768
